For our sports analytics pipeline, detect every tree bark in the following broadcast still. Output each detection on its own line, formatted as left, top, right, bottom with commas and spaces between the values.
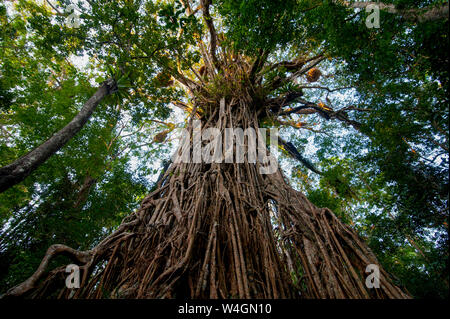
0, 78, 117, 193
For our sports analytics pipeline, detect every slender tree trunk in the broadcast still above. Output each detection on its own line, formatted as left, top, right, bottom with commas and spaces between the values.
0, 79, 117, 193
2, 96, 410, 299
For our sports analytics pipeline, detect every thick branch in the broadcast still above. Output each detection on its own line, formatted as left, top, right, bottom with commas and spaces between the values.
278, 137, 322, 175
278, 99, 331, 120
0, 79, 117, 193
277, 101, 363, 131
332, 109, 362, 131
73, 175, 97, 208
267, 91, 305, 112
249, 49, 269, 82
265, 55, 325, 92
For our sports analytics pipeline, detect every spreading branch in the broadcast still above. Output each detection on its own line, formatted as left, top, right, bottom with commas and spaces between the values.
264, 55, 326, 92
279, 137, 322, 174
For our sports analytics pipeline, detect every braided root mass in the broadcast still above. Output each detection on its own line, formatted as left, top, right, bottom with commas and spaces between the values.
2, 98, 410, 299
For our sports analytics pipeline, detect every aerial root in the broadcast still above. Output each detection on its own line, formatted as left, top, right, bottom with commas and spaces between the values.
1, 244, 92, 298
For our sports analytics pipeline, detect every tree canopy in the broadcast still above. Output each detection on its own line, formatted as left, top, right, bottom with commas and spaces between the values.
0, 0, 448, 298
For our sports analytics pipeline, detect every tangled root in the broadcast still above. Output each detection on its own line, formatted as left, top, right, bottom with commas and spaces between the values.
2, 98, 410, 299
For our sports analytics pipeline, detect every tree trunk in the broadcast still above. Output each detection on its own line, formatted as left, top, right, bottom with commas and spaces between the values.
0, 79, 117, 194
2, 95, 410, 299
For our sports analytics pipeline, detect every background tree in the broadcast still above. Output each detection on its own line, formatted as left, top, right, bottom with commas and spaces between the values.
0, 0, 447, 298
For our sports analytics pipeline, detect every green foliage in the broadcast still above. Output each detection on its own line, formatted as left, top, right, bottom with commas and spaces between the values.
217, 0, 302, 53
0, 0, 173, 291
0, 0, 448, 298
